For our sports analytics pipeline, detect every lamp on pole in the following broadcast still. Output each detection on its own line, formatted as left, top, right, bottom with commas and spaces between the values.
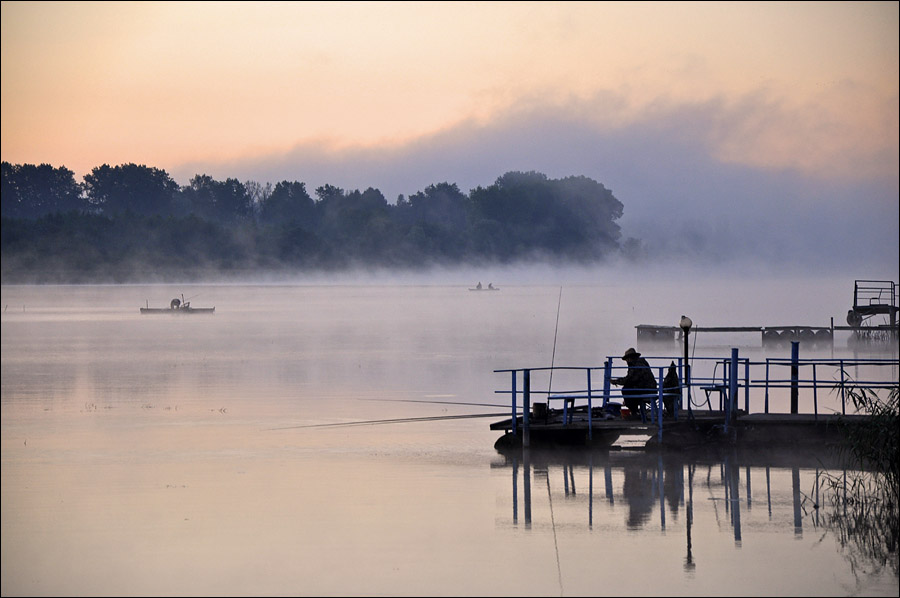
680, 315, 693, 414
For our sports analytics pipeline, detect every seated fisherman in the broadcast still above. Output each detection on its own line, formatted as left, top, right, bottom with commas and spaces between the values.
612, 348, 658, 418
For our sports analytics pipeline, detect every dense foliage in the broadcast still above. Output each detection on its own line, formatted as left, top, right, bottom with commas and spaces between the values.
2, 161, 637, 282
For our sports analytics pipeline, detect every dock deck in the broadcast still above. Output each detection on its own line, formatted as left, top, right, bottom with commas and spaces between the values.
491, 346, 897, 450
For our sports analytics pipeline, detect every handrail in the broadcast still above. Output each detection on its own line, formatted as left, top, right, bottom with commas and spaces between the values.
494, 348, 898, 444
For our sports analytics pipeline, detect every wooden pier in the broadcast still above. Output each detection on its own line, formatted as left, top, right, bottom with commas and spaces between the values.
635, 279, 899, 349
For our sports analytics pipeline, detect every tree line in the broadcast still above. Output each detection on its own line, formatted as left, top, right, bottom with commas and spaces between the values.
1, 161, 642, 282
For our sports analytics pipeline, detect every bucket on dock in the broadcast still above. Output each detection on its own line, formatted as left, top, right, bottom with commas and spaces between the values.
603, 402, 624, 418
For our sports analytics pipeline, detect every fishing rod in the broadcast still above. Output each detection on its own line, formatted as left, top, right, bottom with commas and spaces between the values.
364, 398, 514, 409
266, 411, 512, 431
547, 286, 563, 397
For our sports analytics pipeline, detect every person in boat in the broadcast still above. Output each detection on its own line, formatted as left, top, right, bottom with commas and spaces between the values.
612, 347, 658, 419
488, 283, 494, 289
476, 281, 482, 289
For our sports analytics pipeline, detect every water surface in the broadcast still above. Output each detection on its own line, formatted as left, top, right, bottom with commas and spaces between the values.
2, 277, 896, 596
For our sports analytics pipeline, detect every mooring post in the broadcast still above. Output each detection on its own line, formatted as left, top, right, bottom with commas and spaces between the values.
790, 341, 799, 414
523, 369, 531, 448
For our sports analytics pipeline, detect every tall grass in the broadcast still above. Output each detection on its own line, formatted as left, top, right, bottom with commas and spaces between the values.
819, 382, 898, 578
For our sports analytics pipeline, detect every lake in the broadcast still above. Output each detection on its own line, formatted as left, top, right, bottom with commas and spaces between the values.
2, 270, 897, 596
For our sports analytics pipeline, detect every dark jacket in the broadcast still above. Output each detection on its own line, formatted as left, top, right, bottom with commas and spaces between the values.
615, 356, 658, 394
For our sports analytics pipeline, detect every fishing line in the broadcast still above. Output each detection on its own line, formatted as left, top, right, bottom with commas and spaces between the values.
545, 472, 564, 596
364, 398, 513, 409
266, 411, 511, 431
547, 286, 563, 397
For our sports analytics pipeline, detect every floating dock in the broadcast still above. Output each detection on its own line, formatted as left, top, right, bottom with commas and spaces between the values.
491, 345, 898, 450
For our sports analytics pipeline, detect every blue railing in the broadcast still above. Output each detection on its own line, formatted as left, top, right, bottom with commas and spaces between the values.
494, 342, 898, 445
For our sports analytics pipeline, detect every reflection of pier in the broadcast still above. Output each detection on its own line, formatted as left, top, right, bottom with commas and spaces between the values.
493, 448, 839, 558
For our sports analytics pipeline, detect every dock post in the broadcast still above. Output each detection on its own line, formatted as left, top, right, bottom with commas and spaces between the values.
510, 371, 517, 436
727, 348, 739, 430
586, 368, 593, 442
839, 360, 846, 415
680, 316, 693, 417
523, 369, 531, 448
790, 341, 799, 414
603, 358, 613, 408
657, 367, 665, 443
812, 364, 818, 419
743, 358, 750, 413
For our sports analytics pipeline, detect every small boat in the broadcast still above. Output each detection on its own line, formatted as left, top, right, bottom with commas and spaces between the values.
469, 283, 500, 291
140, 294, 215, 314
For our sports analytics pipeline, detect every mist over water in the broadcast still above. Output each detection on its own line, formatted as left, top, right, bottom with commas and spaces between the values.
2, 270, 897, 596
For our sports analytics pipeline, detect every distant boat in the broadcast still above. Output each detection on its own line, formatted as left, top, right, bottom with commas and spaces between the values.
469, 284, 500, 291
140, 294, 215, 314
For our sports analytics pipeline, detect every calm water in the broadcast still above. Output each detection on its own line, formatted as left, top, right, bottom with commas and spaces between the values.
2, 273, 897, 596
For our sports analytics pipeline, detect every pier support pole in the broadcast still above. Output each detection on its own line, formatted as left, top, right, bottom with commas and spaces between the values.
680, 316, 693, 416
729, 348, 739, 429
790, 341, 799, 414
523, 369, 531, 448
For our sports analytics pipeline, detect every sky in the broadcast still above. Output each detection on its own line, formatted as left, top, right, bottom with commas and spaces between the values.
2, 1, 898, 275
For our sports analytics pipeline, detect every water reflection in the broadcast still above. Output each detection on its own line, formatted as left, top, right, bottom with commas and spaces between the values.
493, 446, 856, 571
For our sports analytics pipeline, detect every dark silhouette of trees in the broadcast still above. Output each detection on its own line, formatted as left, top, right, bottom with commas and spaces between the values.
1, 161, 634, 282
469, 171, 623, 262
394, 182, 469, 263
181, 174, 253, 224
1, 162, 86, 218
82, 163, 180, 217
258, 180, 315, 227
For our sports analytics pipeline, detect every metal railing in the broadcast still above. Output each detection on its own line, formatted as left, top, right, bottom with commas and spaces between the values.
494, 341, 898, 445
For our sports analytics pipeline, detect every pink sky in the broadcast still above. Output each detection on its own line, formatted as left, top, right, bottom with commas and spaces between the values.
2, 2, 897, 183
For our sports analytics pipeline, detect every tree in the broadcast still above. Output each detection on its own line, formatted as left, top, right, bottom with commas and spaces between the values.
395, 182, 469, 261
244, 180, 273, 219
181, 174, 252, 224
258, 180, 315, 227
469, 171, 623, 261
1, 162, 86, 218
82, 163, 179, 217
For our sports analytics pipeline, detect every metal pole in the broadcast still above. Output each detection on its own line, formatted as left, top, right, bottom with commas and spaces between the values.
790, 341, 799, 414
511, 370, 517, 436
812, 363, 818, 419
587, 368, 593, 442
657, 366, 665, 444
603, 358, 612, 409
683, 328, 692, 415
523, 369, 531, 448
728, 348, 739, 429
